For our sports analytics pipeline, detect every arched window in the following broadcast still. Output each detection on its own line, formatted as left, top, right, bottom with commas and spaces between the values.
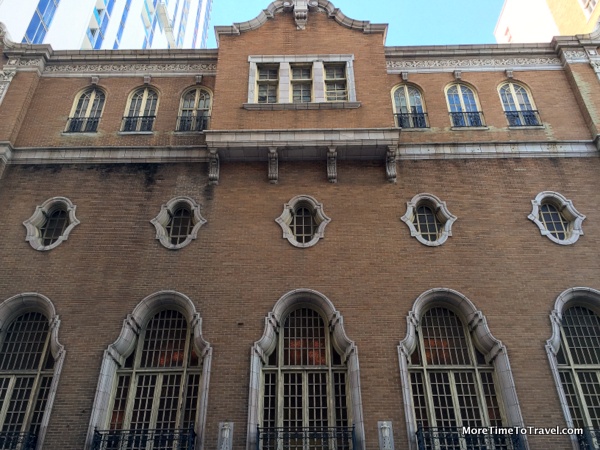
445, 83, 484, 127
399, 289, 524, 450
87, 292, 211, 450
498, 82, 540, 126
122, 87, 158, 132
151, 197, 207, 250
0, 293, 64, 450
249, 290, 365, 450
177, 88, 211, 132
66, 87, 105, 133
392, 84, 428, 128
547, 288, 600, 448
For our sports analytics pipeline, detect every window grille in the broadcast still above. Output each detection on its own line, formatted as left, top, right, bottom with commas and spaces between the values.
166, 206, 194, 246
413, 205, 441, 242
40, 208, 69, 246
292, 66, 312, 103
0, 312, 54, 442
291, 206, 317, 245
257, 66, 279, 104
539, 203, 570, 241
325, 64, 348, 102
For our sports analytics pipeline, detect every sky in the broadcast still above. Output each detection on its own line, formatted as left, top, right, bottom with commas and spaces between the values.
206, 0, 507, 48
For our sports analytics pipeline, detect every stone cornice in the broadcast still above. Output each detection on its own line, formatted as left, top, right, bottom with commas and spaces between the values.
214, 0, 387, 45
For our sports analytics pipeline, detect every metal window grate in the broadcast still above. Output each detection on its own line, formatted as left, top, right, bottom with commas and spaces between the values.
413, 205, 441, 242
0, 313, 49, 371
166, 207, 194, 246
284, 309, 326, 366
140, 310, 188, 368
539, 203, 570, 240
421, 308, 470, 366
562, 307, 600, 365
40, 209, 68, 247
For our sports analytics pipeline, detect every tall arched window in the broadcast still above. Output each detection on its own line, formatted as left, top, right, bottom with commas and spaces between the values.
392, 84, 428, 128
65, 87, 105, 133
88, 292, 211, 450
258, 306, 354, 450
498, 82, 540, 126
177, 88, 211, 132
547, 288, 600, 449
399, 290, 524, 450
0, 293, 64, 450
122, 87, 158, 132
445, 83, 484, 127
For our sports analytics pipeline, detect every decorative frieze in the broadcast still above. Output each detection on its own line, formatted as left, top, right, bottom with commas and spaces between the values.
44, 63, 217, 74
386, 57, 561, 72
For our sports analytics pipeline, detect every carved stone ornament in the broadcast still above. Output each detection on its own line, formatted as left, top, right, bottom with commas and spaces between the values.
0, 69, 16, 106
268, 147, 278, 184
282, 0, 319, 30
386, 57, 561, 70
44, 63, 217, 74
327, 147, 337, 183
386, 146, 397, 183
218, 422, 234, 450
208, 150, 220, 185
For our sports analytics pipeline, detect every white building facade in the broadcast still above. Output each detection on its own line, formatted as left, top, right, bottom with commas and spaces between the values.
0, 0, 213, 49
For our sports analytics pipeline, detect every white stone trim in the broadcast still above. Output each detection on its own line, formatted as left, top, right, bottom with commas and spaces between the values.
398, 288, 525, 450
400, 193, 456, 246
275, 195, 331, 248
546, 287, 600, 450
0, 293, 65, 450
528, 191, 585, 245
86, 290, 212, 450
150, 196, 207, 250
247, 55, 356, 105
246, 288, 365, 450
386, 57, 562, 74
23, 197, 80, 251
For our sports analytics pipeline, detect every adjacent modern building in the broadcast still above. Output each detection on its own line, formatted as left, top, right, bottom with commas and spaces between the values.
0, 0, 213, 49
495, 0, 600, 43
2, 1, 600, 450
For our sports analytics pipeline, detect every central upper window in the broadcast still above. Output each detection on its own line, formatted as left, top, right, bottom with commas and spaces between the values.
246, 55, 358, 109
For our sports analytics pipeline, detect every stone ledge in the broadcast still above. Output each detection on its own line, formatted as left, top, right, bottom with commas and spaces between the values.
242, 102, 361, 110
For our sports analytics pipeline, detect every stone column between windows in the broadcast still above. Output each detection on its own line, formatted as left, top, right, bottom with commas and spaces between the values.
247, 61, 257, 103
278, 62, 290, 103
313, 61, 325, 102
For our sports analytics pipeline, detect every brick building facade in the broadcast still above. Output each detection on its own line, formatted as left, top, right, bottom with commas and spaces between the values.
1, 2, 600, 450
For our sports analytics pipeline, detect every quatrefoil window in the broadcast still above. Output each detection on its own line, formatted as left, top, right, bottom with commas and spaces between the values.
151, 197, 207, 250
275, 195, 331, 248
528, 191, 585, 245
401, 193, 456, 246
23, 197, 80, 251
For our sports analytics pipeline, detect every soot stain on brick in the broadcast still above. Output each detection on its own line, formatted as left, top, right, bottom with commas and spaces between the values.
21, 164, 63, 174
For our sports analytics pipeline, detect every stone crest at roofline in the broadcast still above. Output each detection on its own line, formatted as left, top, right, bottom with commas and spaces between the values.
214, 0, 388, 44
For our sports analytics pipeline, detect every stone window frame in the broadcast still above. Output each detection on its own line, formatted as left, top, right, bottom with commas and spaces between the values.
23, 197, 80, 251
0, 293, 65, 450
245, 55, 359, 110
528, 191, 585, 245
150, 196, 207, 250
275, 195, 331, 248
546, 287, 600, 450
398, 288, 525, 450
400, 193, 457, 247
85, 290, 212, 450
246, 288, 365, 450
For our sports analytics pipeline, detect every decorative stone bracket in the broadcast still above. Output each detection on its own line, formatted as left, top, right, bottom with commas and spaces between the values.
0, 69, 15, 106
327, 146, 337, 183
268, 147, 278, 184
386, 146, 397, 183
208, 149, 220, 185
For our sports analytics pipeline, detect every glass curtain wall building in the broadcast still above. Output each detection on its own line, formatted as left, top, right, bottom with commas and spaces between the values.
0, 0, 213, 49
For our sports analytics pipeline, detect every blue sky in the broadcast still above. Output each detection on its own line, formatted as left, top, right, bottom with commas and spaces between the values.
206, 0, 506, 48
